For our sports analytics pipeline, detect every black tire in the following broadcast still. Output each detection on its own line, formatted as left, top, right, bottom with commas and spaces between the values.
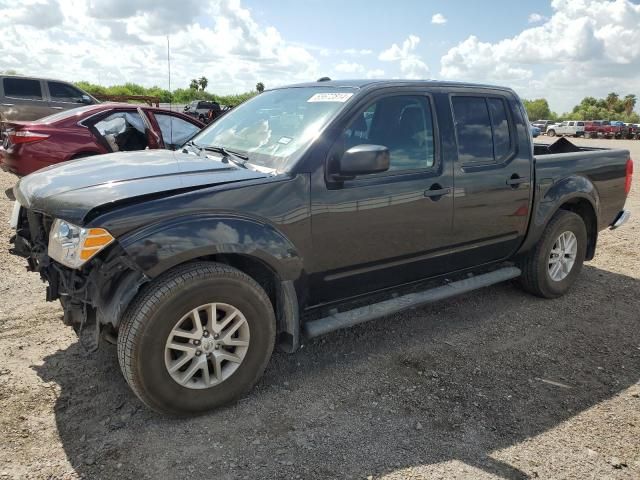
519, 210, 587, 299
117, 261, 276, 415
547, 129, 556, 137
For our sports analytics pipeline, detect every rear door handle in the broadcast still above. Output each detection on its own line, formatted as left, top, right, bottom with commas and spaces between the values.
506, 175, 529, 186
424, 186, 451, 199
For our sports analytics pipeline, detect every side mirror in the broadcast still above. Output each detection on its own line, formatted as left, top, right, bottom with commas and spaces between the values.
335, 144, 390, 180
79, 95, 92, 104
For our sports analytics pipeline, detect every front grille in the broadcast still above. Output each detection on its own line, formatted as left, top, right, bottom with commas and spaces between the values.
24, 209, 53, 255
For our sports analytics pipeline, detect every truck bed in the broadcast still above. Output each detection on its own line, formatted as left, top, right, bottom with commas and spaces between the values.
533, 138, 630, 230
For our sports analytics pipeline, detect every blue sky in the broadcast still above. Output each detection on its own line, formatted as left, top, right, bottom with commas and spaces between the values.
246, 0, 552, 72
1, 0, 638, 113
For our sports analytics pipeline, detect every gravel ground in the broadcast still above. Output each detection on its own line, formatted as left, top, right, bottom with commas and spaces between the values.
0, 136, 639, 480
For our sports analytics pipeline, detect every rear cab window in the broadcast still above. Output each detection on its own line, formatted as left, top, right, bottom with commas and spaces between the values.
451, 95, 514, 165
3, 78, 43, 100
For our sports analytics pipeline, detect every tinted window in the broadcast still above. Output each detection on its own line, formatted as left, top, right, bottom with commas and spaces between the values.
49, 81, 84, 102
487, 98, 511, 160
3, 78, 42, 100
577, 122, 584, 126
341, 95, 435, 173
154, 114, 200, 148
452, 96, 493, 164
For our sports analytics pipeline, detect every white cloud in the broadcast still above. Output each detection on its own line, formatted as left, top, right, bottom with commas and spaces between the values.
0, 0, 320, 94
334, 61, 365, 74
379, 35, 429, 79
528, 12, 547, 23
431, 13, 447, 25
366, 69, 385, 79
440, 0, 640, 111
342, 48, 373, 56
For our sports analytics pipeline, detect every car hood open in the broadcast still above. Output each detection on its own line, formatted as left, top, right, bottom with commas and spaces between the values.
14, 149, 269, 224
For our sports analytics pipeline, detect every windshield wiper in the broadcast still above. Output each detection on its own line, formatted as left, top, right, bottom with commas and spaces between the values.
202, 145, 249, 169
182, 140, 203, 154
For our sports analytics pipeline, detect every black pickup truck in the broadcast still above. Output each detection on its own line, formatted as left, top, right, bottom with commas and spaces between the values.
8, 80, 633, 415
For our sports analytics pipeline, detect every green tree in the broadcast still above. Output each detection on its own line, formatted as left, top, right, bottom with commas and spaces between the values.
606, 92, 619, 111
189, 79, 200, 90
198, 76, 208, 91
256, 82, 265, 93
623, 94, 637, 116
523, 98, 553, 121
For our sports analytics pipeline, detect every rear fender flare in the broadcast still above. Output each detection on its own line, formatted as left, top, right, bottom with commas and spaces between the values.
518, 175, 599, 255
118, 214, 304, 282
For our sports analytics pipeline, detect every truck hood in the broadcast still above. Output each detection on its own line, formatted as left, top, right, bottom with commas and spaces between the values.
14, 149, 269, 224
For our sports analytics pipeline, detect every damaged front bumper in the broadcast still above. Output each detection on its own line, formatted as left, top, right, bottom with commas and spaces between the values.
9, 202, 148, 349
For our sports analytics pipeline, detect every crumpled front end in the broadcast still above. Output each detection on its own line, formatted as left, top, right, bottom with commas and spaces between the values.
8, 196, 147, 350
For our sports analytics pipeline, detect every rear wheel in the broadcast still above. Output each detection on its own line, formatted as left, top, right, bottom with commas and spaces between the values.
519, 210, 587, 298
117, 262, 276, 415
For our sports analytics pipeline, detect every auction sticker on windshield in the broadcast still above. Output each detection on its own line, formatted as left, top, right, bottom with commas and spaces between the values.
307, 92, 354, 103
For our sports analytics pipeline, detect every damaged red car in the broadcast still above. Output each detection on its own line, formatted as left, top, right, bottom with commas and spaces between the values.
0, 104, 204, 176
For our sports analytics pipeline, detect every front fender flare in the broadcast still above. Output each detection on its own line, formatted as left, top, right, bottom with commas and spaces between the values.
118, 214, 304, 281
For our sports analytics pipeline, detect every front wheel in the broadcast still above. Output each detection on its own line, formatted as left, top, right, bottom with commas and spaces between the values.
519, 210, 587, 298
547, 129, 556, 137
117, 262, 276, 415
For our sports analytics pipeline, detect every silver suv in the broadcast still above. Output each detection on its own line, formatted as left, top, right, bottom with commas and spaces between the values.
0, 75, 98, 122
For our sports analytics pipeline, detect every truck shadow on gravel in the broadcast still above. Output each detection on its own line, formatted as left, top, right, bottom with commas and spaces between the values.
35, 265, 640, 480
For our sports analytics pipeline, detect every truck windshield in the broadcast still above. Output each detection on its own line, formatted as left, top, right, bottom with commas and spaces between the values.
189, 87, 356, 172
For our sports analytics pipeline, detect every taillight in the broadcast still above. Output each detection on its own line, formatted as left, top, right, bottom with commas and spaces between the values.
8, 130, 50, 145
625, 158, 634, 195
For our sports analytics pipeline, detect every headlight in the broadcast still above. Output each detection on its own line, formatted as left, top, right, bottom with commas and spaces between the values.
48, 219, 114, 269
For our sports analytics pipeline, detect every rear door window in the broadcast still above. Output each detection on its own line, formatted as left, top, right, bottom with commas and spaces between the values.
3, 78, 43, 100
452, 96, 514, 165
48, 81, 85, 103
451, 97, 494, 164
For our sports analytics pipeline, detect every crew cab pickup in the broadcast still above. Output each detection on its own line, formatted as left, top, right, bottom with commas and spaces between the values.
585, 120, 627, 139
8, 80, 633, 415
546, 121, 585, 137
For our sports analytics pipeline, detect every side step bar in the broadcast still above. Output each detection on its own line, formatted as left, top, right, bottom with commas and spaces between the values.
303, 266, 521, 339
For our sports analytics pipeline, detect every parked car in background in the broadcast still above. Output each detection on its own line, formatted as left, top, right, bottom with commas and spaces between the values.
532, 119, 553, 133
0, 103, 204, 176
546, 121, 585, 137
8, 79, 633, 415
530, 125, 541, 137
183, 100, 223, 123
585, 120, 627, 139
0, 75, 98, 122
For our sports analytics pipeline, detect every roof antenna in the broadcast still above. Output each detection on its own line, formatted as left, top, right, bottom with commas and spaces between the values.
317, 77, 331, 82
167, 35, 173, 145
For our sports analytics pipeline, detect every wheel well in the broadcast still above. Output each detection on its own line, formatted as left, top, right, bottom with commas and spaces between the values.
200, 253, 299, 350
207, 253, 278, 303
558, 199, 597, 260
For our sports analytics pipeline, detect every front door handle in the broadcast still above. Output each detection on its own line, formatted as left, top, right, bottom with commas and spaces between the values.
1, 103, 14, 107
424, 185, 451, 199
506, 175, 529, 186
51, 106, 64, 110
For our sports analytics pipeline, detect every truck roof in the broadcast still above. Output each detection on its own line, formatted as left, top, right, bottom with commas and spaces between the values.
275, 79, 517, 95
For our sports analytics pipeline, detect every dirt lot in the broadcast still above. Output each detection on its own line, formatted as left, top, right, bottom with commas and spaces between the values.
0, 136, 639, 480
